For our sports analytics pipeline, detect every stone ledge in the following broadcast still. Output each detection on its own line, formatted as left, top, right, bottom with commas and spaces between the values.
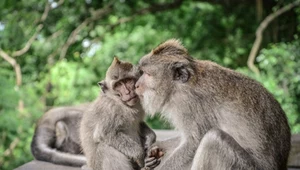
15, 160, 80, 170
16, 131, 300, 170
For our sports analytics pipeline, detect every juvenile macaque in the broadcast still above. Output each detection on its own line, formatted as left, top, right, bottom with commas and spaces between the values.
80, 57, 156, 170
136, 39, 291, 170
31, 104, 89, 167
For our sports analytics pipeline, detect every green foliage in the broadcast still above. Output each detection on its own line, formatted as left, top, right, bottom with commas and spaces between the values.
0, 72, 35, 169
238, 40, 300, 133
0, 69, 18, 110
48, 60, 99, 105
146, 115, 173, 130
257, 41, 300, 133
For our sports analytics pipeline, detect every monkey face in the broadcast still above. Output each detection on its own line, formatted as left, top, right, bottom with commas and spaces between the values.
114, 78, 139, 107
135, 69, 152, 97
135, 62, 174, 115
101, 57, 140, 107
136, 39, 193, 115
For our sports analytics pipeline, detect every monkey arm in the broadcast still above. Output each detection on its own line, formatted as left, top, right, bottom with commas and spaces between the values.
31, 126, 86, 167
153, 136, 181, 150
140, 122, 156, 150
96, 114, 145, 162
104, 129, 145, 167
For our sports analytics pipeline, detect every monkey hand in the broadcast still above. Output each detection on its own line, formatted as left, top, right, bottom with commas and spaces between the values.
142, 146, 164, 169
148, 146, 164, 159
143, 156, 161, 170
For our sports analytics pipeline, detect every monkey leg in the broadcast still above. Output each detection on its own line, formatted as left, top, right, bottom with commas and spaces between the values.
100, 146, 135, 170
191, 129, 259, 170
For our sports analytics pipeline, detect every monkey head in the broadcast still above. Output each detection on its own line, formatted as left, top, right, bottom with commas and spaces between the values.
135, 39, 195, 115
98, 57, 140, 107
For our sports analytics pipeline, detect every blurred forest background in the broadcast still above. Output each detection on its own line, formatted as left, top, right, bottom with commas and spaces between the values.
0, 0, 300, 169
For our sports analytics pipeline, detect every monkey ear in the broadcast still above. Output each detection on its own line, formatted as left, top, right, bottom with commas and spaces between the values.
172, 62, 190, 83
98, 81, 108, 93
112, 56, 121, 65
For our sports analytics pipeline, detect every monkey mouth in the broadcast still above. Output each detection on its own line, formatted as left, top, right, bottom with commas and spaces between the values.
123, 95, 138, 102
124, 95, 139, 107
127, 95, 138, 102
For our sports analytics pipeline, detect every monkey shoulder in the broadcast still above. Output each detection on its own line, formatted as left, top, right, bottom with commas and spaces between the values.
196, 60, 269, 97
83, 97, 135, 133
97, 95, 140, 117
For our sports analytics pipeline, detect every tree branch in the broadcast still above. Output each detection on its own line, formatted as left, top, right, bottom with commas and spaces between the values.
59, 0, 183, 60
41, 0, 64, 22
12, 0, 65, 57
109, 0, 184, 30
247, 0, 300, 75
59, 4, 113, 60
0, 49, 22, 87
12, 24, 43, 57
40, 2, 51, 22
0, 0, 65, 113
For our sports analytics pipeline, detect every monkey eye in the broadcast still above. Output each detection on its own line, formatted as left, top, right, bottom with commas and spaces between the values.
139, 70, 144, 75
113, 81, 122, 88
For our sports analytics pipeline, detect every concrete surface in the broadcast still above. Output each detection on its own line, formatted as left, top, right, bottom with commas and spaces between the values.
15, 131, 300, 170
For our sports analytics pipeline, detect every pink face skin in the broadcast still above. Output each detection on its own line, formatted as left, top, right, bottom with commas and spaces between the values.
135, 69, 151, 98
114, 78, 139, 107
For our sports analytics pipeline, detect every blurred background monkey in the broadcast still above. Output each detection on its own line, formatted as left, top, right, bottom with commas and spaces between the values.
31, 104, 88, 167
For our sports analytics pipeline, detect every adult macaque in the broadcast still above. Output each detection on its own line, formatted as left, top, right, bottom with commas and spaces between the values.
80, 57, 156, 170
31, 104, 89, 167
136, 39, 291, 170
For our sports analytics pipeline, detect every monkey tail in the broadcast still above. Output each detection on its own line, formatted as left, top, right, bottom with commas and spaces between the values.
31, 127, 86, 167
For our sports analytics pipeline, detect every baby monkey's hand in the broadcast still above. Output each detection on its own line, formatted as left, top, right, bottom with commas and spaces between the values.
142, 146, 164, 170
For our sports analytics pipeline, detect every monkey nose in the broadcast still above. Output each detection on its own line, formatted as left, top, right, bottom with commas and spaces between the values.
125, 89, 130, 94
135, 82, 140, 89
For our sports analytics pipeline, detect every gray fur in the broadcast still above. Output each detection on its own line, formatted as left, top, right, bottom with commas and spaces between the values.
31, 104, 88, 167
136, 39, 291, 170
80, 58, 156, 170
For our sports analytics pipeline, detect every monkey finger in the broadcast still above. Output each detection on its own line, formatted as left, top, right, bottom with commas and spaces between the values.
148, 159, 161, 169
157, 151, 164, 158
145, 157, 156, 163
145, 158, 158, 167
145, 158, 160, 168
149, 146, 159, 157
